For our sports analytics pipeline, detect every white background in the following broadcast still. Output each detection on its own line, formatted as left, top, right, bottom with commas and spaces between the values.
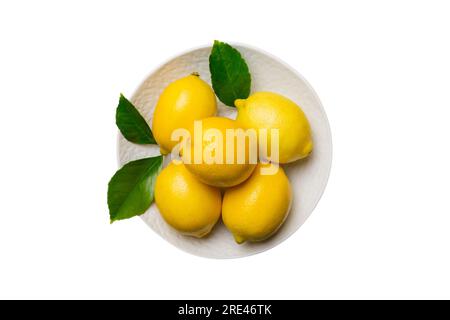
0, 0, 449, 299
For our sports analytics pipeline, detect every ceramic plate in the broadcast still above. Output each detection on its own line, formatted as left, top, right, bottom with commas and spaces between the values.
117, 44, 332, 258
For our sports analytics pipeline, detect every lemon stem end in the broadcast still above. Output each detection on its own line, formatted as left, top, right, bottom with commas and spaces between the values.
234, 99, 245, 109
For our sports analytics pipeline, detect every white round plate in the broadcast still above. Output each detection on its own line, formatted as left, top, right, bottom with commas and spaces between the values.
118, 44, 332, 259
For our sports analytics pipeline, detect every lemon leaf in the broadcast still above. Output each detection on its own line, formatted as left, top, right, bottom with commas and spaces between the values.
108, 156, 163, 223
209, 40, 251, 107
116, 94, 156, 144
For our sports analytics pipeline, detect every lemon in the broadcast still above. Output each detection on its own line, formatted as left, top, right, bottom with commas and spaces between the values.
154, 161, 221, 238
222, 163, 292, 244
235, 92, 313, 163
182, 116, 256, 188
152, 74, 217, 155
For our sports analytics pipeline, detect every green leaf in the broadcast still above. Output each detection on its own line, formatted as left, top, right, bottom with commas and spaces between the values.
209, 40, 251, 107
116, 94, 156, 144
108, 156, 163, 223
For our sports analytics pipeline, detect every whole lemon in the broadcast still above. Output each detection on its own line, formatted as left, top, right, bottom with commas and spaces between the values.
154, 161, 221, 238
222, 163, 292, 244
182, 117, 257, 188
235, 92, 313, 163
152, 74, 217, 155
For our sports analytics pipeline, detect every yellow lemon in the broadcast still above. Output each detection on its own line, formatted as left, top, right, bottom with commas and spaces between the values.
235, 92, 313, 163
182, 116, 256, 188
152, 74, 217, 155
222, 163, 292, 244
154, 161, 221, 238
